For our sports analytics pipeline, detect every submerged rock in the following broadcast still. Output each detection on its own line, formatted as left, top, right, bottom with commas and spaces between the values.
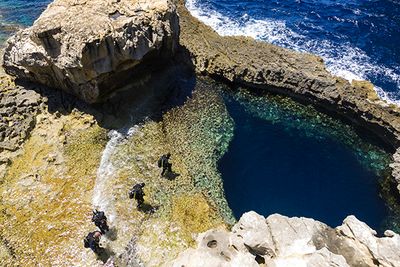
2, 0, 179, 103
172, 211, 400, 267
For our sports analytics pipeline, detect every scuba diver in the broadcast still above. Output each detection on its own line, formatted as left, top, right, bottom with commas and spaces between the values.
84, 231, 102, 254
129, 183, 145, 209
158, 153, 172, 177
91, 210, 109, 234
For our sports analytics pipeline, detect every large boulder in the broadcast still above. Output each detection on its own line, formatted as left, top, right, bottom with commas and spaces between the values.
171, 212, 400, 267
2, 0, 179, 103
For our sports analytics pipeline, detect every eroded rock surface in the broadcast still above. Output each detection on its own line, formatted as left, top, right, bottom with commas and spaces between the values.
0, 77, 41, 151
175, 0, 400, 194
0, 74, 43, 179
3, 0, 179, 103
171, 212, 400, 267
176, 0, 400, 151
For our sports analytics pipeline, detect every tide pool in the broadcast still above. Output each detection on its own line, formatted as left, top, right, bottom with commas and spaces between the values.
219, 89, 395, 232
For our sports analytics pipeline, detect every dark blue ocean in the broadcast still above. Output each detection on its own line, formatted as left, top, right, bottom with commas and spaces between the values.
0, 0, 49, 43
220, 89, 395, 231
1, 0, 399, 231
187, 0, 400, 104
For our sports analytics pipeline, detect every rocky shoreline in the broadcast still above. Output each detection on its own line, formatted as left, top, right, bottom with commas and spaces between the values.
174, 0, 400, 194
172, 211, 400, 267
1, 0, 400, 266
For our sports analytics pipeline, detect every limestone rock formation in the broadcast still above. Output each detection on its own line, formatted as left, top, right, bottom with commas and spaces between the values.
175, 0, 400, 192
171, 212, 400, 267
0, 74, 42, 178
176, 0, 400, 150
3, 0, 179, 103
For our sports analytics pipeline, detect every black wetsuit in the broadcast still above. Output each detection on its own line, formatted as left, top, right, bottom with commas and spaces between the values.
129, 183, 145, 208
159, 155, 172, 176
92, 211, 109, 234
85, 231, 102, 253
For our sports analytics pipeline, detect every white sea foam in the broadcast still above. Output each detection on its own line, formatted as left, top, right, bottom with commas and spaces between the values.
92, 126, 138, 222
186, 0, 400, 105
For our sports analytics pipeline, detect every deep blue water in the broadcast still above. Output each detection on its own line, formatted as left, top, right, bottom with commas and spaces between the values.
0, 0, 49, 26
187, 0, 400, 103
219, 90, 392, 230
0, 0, 49, 43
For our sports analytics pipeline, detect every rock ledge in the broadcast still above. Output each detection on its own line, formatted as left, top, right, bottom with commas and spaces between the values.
171, 212, 400, 267
3, 0, 179, 103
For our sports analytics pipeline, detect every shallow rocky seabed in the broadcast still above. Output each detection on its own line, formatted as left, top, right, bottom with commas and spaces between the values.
0, 76, 236, 266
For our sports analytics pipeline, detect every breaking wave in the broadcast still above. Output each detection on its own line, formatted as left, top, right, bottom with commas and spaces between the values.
186, 0, 400, 105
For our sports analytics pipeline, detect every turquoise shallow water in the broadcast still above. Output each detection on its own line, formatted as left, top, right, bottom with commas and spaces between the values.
219, 89, 396, 232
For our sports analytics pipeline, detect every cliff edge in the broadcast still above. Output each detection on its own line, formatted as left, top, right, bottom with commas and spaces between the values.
2, 0, 179, 103
172, 211, 400, 267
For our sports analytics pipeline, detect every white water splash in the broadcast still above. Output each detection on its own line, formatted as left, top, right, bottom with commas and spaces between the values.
186, 0, 299, 41
92, 126, 138, 222
186, 0, 400, 105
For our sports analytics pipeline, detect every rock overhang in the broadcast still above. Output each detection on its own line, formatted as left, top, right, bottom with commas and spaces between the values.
2, 0, 179, 103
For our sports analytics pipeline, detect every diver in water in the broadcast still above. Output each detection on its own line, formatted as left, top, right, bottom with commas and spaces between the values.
158, 153, 172, 177
91, 210, 109, 234
84, 231, 102, 254
129, 183, 145, 209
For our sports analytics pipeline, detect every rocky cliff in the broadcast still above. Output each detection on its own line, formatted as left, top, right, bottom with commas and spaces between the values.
2, 0, 179, 103
175, 0, 400, 193
172, 211, 400, 267
176, 0, 400, 149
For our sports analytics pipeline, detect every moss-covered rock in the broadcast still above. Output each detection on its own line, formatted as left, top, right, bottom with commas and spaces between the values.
0, 110, 107, 266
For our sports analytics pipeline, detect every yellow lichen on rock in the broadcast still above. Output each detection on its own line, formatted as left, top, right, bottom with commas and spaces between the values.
171, 193, 222, 243
0, 110, 107, 266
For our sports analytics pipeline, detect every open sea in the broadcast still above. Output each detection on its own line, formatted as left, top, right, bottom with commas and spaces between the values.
187, 0, 400, 104
0, 0, 48, 43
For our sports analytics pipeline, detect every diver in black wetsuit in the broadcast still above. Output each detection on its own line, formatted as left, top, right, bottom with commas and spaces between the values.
129, 183, 145, 209
158, 153, 172, 177
91, 210, 109, 234
84, 231, 102, 254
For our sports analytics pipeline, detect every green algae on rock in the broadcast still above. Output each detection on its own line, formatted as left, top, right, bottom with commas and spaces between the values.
0, 109, 107, 266
95, 78, 234, 265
